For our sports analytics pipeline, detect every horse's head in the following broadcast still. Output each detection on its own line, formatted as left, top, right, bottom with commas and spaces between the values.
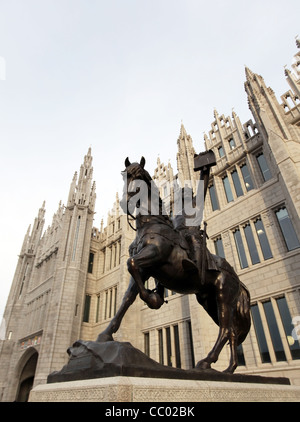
120, 156, 152, 215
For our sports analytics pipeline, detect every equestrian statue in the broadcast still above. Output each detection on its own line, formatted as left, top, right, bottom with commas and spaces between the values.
97, 151, 251, 374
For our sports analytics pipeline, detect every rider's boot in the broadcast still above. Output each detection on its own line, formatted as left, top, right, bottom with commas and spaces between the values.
182, 258, 198, 273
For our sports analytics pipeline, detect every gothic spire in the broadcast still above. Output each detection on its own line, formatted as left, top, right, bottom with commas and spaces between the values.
67, 148, 95, 211
245, 66, 254, 81
179, 121, 188, 139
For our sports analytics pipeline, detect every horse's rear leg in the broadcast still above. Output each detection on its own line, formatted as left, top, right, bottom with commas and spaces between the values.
224, 331, 238, 374
196, 272, 237, 371
197, 326, 238, 373
97, 276, 138, 342
196, 325, 230, 370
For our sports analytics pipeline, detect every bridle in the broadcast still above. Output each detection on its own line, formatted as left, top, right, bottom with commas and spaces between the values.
123, 170, 139, 232
122, 161, 154, 232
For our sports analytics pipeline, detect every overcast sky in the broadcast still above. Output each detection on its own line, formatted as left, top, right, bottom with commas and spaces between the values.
0, 0, 299, 319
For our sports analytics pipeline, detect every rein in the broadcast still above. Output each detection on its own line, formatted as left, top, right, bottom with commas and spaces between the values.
127, 210, 137, 231
124, 193, 137, 230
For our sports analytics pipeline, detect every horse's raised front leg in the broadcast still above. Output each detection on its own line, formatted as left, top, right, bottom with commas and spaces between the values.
97, 276, 138, 342
127, 245, 164, 310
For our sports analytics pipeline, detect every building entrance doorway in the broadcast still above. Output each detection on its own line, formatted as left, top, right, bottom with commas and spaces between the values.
16, 350, 38, 402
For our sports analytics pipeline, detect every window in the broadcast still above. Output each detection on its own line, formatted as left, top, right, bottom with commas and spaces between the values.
166, 327, 172, 366
157, 325, 182, 368
240, 163, 254, 191
237, 344, 246, 366
102, 249, 106, 273
276, 297, 300, 360
231, 170, 243, 197
88, 252, 94, 273
113, 243, 117, 267
72, 216, 81, 261
104, 291, 108, 319
104, 286, 118, 320
228, 138, 236, 149
243, 224, 260, 265
144, 332, 150, 357
218, 146, 225, 158
109, 246, 113, 270
158, 329, 164, 364
256, 153, 272, 182
173, 325, 181, 368
233, 229, 248, 269
114, 286, 118, 315
275, 207, 300, 251
251, 304, 271, 363
109, 287, 113, 318
251, 298, 300, 364
163, 184, 168, 197
209, 184, 219, 211
222, 176, 233, 203
118, 241, 121, 265
234, 219, 273, 267
19, 281, 24, 299
96, 295, 100, 323
214, 237, 225, 258
254, 219, 273, 260
83, 295, 91, 323
187, 320, 195, 368
263, 301, 286, 361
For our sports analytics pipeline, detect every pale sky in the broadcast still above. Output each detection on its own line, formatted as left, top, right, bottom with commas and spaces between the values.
0, 0, 299, 319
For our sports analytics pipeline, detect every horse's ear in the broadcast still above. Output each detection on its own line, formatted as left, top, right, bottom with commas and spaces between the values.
140, 156, 146, 168
125, 157, 131, 167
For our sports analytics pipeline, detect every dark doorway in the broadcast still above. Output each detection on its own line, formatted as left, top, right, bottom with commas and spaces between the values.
16, 376, 34, 402
16, 351, 38, 402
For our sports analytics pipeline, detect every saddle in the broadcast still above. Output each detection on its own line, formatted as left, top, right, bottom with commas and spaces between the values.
173, 215, 219, 273
135, 215, 219, 273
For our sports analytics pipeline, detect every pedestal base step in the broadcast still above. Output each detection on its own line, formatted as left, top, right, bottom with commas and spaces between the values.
29, 376, 300, 402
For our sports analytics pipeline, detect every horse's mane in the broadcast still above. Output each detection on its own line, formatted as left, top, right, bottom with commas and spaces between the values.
125, 162, 153, 186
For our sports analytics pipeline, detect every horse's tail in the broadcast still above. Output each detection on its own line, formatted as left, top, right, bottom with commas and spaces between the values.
236, 282, 251, 345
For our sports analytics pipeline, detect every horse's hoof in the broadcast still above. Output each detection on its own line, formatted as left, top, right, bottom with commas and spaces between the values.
195, 360, 211, 370
147, 292, 164, 309
223, 366, 236, 374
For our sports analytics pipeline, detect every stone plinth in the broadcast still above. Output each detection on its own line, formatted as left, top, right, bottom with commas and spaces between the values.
29, 376, 300, 402
47, 340, 290, 385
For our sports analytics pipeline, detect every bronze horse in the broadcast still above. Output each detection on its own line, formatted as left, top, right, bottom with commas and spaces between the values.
97, 157, 251, 373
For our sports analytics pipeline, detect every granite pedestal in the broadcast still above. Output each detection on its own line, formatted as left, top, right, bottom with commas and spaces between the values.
29, 340, 300, 402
